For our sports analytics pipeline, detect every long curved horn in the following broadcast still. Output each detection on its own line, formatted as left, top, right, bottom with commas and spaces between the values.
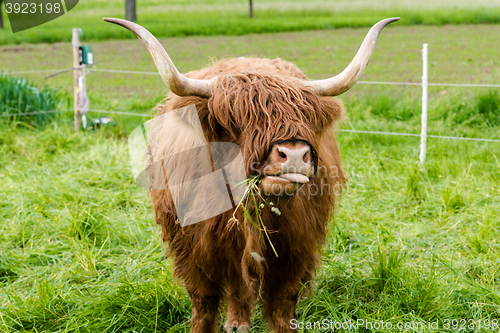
306, 17, 400, 96
103, 18, 213, 98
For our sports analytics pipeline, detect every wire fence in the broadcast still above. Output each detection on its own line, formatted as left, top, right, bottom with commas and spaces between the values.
358, 81, 500, 88
6, 67, 500, 88
337, 129, 500, 143
3, 107, 499, 142
3, 69, 68, 75
0, 108, 152, 118
2, 66, 500, 145
0, 109, 64, 117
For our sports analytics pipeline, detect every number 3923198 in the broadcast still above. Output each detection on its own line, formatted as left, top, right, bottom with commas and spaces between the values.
5, 2, 62, 14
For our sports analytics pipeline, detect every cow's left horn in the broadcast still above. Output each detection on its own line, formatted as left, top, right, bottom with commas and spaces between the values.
103, 18, 213, 98
306, 17, 399, 96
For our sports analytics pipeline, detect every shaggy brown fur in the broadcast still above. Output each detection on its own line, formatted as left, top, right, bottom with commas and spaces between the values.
150, 57, 346, 332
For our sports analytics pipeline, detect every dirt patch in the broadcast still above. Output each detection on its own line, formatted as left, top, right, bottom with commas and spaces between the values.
2, 46, 34, 53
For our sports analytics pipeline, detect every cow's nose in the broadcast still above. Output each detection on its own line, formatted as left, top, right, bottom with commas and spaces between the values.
276, 145, 310, 164
273, 142, 312, 172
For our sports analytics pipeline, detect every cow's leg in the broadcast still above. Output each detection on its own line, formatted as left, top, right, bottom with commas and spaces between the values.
263, 288, 299, 333
189, 291, 222, 333
225, 281, 254, 332
262, 259, 309, 333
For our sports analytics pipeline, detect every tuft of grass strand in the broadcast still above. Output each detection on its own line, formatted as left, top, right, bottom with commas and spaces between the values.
238, 176, 280, 257
0, 74, 63, 127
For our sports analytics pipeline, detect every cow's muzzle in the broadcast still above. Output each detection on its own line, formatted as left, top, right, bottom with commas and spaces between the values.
260, 140, 316, 196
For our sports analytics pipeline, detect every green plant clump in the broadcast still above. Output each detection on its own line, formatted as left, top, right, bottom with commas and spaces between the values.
0, 74, 63, 127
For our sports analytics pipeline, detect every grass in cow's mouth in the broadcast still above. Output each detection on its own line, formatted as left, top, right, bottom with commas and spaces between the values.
232, 176, 280, 257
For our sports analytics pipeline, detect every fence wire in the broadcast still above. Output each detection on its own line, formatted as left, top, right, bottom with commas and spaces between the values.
5, 68, 500, 88
0, 109, 67, 117
337, 129, 500, 143
358, 80, 500, 88
1, 108, 498, 143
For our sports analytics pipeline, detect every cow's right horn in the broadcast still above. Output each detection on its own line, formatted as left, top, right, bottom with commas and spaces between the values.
306, 17, 400, 96
103, 18, 213, 98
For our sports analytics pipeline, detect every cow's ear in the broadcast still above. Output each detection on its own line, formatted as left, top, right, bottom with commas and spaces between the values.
316, 97, 346, 131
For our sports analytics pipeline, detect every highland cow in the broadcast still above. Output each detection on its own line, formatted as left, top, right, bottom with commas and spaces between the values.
105, 17, 399, 333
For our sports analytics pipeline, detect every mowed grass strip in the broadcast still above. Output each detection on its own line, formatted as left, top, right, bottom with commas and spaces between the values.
1, 0, 500, 45
0, 24, 500, 331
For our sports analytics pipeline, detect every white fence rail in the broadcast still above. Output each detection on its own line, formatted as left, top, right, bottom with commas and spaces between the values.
420, 44, 429, 164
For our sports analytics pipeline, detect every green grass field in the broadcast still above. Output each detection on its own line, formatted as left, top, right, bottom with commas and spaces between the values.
1, 0, 500, 45
1, 13, 500, 333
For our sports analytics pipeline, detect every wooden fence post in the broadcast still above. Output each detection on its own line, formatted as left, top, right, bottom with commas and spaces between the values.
72, 28, 81, 132
0, 0, 4, 29
125, 0, 137, 22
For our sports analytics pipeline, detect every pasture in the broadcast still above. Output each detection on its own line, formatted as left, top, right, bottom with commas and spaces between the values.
1, 15, 500, 333
1, 0, 500, 44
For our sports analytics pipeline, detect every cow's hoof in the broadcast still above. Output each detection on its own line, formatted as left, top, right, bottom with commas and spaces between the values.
237, 324, 250, 332
225, 321, 250, 332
